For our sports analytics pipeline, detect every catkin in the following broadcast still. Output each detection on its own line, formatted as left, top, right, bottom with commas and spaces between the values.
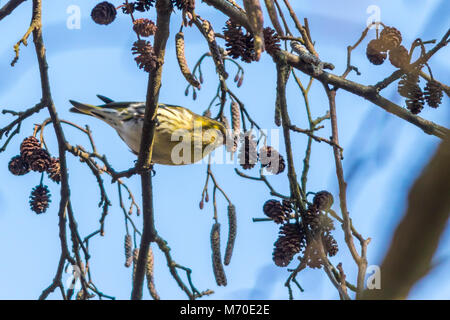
211, 222, 227, 286
243, 0, 265, 60
124, 234, 133, 268
132, 248, 139, 281
202, 19, 228, 79
145, 247, 160, 300
224, 205, 237, 266
175, 32, 201, 89
230, 101, 241, 138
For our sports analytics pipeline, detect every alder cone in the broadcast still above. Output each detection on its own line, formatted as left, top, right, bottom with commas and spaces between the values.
8, 155, 30, 176
29, 185, 51, 214
366, 39, 387, 65
424, 80, 443, 108
91, 1, 117, 25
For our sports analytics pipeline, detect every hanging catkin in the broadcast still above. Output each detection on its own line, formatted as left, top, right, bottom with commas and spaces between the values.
224, 204, 237, 266
211, 222, 227, 286
124, 234, 133, 268
175, 31, 201, 89
202, 19, 228, 79
145, 246, 160, 300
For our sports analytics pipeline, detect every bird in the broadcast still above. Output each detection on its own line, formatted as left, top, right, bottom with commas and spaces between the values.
69, 95, 227, 165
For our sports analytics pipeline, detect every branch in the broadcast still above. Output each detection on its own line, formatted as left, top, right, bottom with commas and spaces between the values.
324, 85, 369, 299
281, 51, 449, 139
0, 0, 26, 21
131, 0, 172, 300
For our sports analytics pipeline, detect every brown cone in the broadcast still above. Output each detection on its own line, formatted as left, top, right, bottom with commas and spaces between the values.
47, 157, 61, 183
20, 136, 41, 163
389, 45, 409, 69
91, 1, 117, 25
8, 155, 30, 176
133, 18, 157, 37
132, 40, 157, 72
366, 39, 387, 65
28, 148, 51, 173
29, 184, 51, 214
424, 80, 443, 108
380, 26, 402, 50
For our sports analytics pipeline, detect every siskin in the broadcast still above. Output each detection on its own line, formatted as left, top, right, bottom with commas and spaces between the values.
69, 95, 226, 165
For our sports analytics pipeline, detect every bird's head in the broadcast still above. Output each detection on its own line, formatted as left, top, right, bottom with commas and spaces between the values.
198, 117, 228, 149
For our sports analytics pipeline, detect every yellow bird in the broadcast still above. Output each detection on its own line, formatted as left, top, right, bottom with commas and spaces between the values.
69, 95, 226, 165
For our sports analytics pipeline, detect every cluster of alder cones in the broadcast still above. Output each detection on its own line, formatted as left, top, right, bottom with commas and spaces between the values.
223, 19, 281, 62
8, 136, 60, 214
264, 191, 338, 268
91, 1, 197, 73
366, 25, 444, 114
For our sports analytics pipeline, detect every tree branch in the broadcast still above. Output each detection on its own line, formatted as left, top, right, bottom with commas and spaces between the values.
131, 0, 172, 300
0, 0, 26, 21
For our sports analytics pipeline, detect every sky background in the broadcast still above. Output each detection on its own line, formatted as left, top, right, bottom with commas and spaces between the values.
0, 0, 449, 300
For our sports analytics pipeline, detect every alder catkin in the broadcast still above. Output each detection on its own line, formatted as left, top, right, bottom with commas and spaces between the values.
202, 19, 228, 79
211, 222, 227, 286
145, 246, 160, 300
124, 234, 133, 268
175, 31, 201, 89
224, 205, 237, 266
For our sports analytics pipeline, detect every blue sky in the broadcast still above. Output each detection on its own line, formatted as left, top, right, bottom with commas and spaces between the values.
0, 0, 449, 299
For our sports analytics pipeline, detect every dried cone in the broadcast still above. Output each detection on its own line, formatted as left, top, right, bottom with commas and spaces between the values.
121, 2, 135, 14
238, 133, 258, 169
259, 146, 285, 175
134, 0, 155, 12
223, 19, 255, 63
145, 247, 160, 300
91, 1, 117, 25
366, 39, 387, 65
47, 157, 61, 183
389, 45, 409, 69
175, 32, 201, 89
8, 155, 30, 176
224, 204, 237, 266
132, 40, 157, 72
322, 233, 339, 257
398, 73, 420, 98
28, 148, 51, 173
133, 18, 157, 37
29, 184, 51, 214
124, 234, 133, 268
273, 223, 305, 267
211, 223, 227, 286
263, 199, 289, 224
424, 80, 444, 108
313, 191, 334, 212
380, 26, 402, 50
406, 86, 425, 114
243, 0, 265, 60
20, 136, 41, 163
173, 0, 195, 11
263, 27, 280, 56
